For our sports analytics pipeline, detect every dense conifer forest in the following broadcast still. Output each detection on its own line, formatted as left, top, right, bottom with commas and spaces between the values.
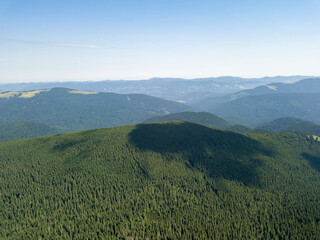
0, 121, 67, 142
0, 122, 319, 239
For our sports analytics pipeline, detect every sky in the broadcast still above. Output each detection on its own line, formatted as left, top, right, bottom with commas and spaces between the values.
0, 0, 320, 83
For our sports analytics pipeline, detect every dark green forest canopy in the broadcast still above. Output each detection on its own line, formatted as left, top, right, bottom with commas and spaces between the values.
0, 122, 319, 239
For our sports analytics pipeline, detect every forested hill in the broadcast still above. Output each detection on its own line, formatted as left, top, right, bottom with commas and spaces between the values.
0, 122, 319, 239
257, 117, 320, 135
257, 117, 305, 131
0, 121, 67, 142
0, 88, 192, 130
143, 111, 231, 129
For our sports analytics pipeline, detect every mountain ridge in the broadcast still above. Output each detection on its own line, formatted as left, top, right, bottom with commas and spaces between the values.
143, 111, 231, 129
0, 87, 193, 130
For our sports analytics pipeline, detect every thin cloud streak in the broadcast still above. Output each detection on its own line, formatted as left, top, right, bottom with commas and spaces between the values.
47, 42, 105, 48
0, 38, 106, 49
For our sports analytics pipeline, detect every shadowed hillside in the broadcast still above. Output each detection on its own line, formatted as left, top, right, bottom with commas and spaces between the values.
129, 122, 271, 186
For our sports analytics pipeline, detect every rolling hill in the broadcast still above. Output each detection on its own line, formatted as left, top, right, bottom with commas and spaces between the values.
257, 117, 304, 131
0, 88, 192, 130
0, 122, 319, 239
257, 117, 320, 135
0, 121, 67, 142
143, 111, 231, 129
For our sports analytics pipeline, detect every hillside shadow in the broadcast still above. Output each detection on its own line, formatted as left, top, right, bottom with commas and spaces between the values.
129, 122, 274, 187
302, 152, 320, 172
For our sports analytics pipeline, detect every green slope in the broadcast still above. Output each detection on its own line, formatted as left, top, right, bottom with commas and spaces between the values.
0, 121, 67, 142
257, 117, 304, 132
0, 122, 319, 239
257, 117, 320, 135
0, 87, 192, 130
143, 111, 231, 129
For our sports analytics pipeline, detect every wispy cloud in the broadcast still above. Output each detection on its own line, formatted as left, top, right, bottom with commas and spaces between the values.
0, 38, 106, 49
47, 42, 104, 48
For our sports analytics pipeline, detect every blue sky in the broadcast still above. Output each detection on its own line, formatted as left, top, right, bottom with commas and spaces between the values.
1, 0, 320, 82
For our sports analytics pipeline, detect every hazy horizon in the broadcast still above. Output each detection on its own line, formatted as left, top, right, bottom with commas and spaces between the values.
0, 75, 317, 85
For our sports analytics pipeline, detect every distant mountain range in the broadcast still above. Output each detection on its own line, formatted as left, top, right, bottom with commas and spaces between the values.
0, 88, 192, 130
208, 92, 320, 125
196, 77, 320, 105
1, 77, 320, 134
231, 77, 320, 97
0, 76, 310, 103
194, 78, 320, 125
